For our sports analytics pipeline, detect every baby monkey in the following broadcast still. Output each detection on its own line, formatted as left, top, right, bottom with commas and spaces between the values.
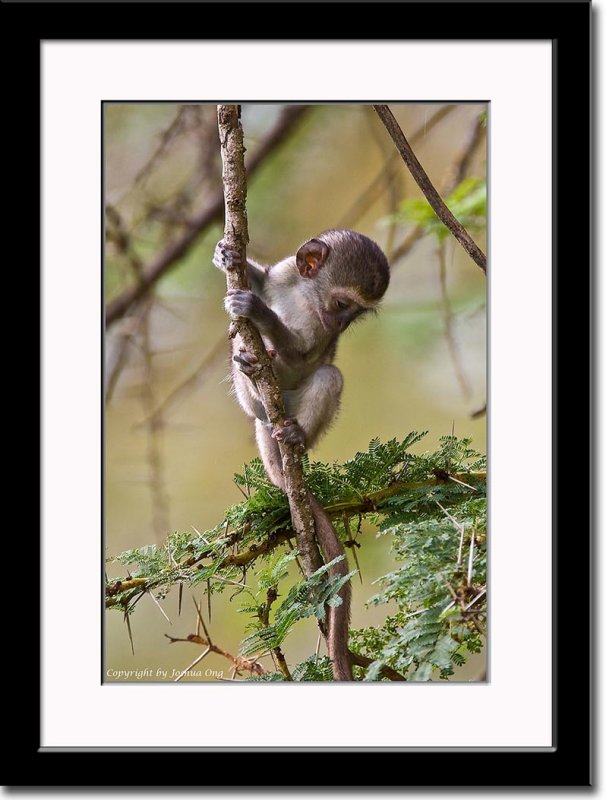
213, 229, 390, 680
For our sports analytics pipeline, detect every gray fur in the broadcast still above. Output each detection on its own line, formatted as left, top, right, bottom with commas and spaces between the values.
214, 229, 389, 681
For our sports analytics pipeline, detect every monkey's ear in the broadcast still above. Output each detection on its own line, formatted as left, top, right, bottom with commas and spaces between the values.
296, 239, 330, 279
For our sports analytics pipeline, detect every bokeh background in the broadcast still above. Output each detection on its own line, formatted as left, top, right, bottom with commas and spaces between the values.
105, 103, 486, 681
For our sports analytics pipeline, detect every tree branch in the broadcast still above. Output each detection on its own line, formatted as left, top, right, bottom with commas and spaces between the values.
216, 104, 323, 580
349, 651, 406, 681
106, 106, 308, 327
259, 588, 292, 680
338, 104, 456, 230
390, 110, 486, 265
164, 598, 267, 678
105, 471, 485, 608
374, 104, 487, 273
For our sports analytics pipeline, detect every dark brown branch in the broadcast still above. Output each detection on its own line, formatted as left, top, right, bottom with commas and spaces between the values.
259, 588, 292, 680
374, 104, 487, 273
106, 106, 308, 327
217, 104, 323, 580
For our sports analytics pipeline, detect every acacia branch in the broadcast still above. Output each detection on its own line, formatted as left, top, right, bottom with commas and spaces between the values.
106, 106, 308, 327
374, 104, 487, 273
216, 104, 323, 580
105, 471, 485, 608
259, 588, 292, 681
165, 598, 267, 678
349, 651, 406, 681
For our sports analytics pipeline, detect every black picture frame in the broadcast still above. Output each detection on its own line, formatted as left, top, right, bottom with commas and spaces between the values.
16, 0, 590, 788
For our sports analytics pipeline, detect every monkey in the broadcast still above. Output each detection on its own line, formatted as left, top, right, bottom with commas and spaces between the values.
213, 229, 390, 681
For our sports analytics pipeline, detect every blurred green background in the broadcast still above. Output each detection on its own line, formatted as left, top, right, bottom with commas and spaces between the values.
105, 103, 486, 681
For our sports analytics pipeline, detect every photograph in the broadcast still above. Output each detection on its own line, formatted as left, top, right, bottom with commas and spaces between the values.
104, 102, 488, 684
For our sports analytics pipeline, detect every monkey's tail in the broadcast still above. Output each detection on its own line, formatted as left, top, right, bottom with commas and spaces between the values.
308, 494, 353, 681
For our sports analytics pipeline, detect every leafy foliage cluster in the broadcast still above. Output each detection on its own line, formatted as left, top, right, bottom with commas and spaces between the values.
106, 433, 486, 681
395, 177, 487, 242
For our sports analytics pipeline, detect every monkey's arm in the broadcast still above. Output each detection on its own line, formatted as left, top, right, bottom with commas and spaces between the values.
213, 240, 267, 294
225, 289, 306, 362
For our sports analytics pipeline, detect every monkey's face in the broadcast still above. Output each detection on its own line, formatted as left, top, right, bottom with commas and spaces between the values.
320, 290, 367, 333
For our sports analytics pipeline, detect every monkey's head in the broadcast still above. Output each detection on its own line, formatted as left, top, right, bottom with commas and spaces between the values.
296, 229, 390, 333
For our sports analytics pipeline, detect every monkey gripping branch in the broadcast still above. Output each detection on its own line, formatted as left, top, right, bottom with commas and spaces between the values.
216, 106, 393, 681
215, 104, 343, 670
106, 105, 487, 682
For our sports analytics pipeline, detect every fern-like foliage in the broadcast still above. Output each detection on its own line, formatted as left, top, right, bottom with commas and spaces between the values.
351, 495, 486, 681
239, 555, 356, 658
106, 433, 486, 681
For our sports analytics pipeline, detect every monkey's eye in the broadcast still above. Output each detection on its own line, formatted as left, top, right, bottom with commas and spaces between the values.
335, 299, 350, 311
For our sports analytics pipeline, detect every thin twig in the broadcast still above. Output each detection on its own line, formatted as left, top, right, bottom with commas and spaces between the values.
465, 588, 486, 611
449, 475, 477, 492
258, 588, 292, 680
124, 612, 135, 655
148, 591, 171, 624
467, 528, 476, 585
435, 499, 465, 533
173, 647, 212, 682
390, 110, 486, 265
373, 104, 486, 273
193, 597, 212, 645
457, 524, 465, 566
338, 105, 455, 229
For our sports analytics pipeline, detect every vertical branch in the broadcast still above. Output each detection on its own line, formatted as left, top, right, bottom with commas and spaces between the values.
373, 104, 487, 273
259, 589, 293, 681
216, 105, 323, 578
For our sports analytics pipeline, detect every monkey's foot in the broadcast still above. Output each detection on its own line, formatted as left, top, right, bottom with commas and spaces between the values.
272, 418, 306, 446
213, 240, 241, 272
233, 350, 260, 376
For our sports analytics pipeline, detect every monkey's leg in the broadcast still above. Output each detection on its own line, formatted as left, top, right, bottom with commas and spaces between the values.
282, 365, 344, 449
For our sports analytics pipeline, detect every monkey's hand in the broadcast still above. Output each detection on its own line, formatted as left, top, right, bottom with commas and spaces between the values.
272, 418, 306, 447
225, 289, 278, 329
213, 240, 241, 273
